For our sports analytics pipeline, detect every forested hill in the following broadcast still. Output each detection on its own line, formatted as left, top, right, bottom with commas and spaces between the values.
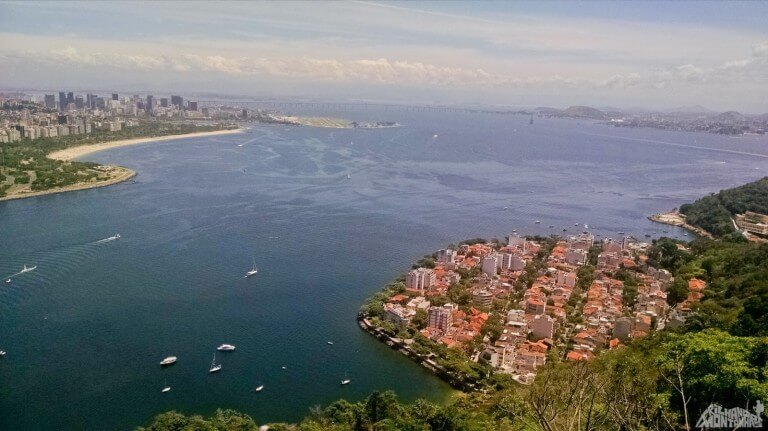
679, 177, 768, 237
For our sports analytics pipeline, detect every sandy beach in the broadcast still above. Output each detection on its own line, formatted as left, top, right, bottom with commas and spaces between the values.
1, 129, 242, 202
48, 128, 243, 161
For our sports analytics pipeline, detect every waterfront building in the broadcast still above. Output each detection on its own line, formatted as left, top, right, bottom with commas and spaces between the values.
565, 248, 588, 266
507, 234, 526, 249
436, 248, 455, 264
405, 268, 436, 291
384, 303, 415, 327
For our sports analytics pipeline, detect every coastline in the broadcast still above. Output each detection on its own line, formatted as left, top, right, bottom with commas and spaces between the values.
1, 129, 243, 202
48, 128, 243, 161
648, 210, 713, 239
0, 166, 137, 202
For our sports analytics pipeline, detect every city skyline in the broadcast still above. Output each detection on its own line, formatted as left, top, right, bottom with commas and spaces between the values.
1, 1, 767, 112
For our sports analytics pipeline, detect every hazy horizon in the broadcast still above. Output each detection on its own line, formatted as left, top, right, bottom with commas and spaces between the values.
1, 1, 767, 112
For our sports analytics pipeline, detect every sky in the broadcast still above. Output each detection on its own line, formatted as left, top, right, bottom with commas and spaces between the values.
0, 1, 767, 112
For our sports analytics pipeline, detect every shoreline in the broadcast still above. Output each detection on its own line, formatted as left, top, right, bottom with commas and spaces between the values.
648, 210, 713, 239
1, 128, 243, 202
0, 166, 137, 202
48, 128, 243, 161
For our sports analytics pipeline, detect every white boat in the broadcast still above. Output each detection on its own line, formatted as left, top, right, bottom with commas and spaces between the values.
281, 366, 287, 370
209, 353, 222, 373
112, 233, 121, 240
161, 380, 171, 393
0, 351, 6, 357
535, 220, 541, 224
5, 279, 10, 284
340, 372, 350, 385
217, 344, 236, 352
245, 259, 258, 278
255, 385, 264, 392
20, 265, 37, 274
346, 173, 351, 180
327, 341, 334, 345
160, 356, 177, 366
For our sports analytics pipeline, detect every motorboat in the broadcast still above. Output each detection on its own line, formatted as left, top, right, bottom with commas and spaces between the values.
327, 341, 334, 346
161, 386, 171, 393
535, 220, 541, 224
0, 351, 6, 357
160, 356, 177, 366
20, 265, 37, 274
255, 385, 264, 392
217, 344, 236, 352
5, 279, 10, 284
340, 371, 350, 385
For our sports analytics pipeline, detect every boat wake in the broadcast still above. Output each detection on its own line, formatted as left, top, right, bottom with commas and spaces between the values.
94, 234, 121, 244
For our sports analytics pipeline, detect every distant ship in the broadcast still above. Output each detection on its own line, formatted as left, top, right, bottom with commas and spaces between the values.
209, 353, 222, 373
340, 372, 351, 385
217, 344, 236, 352
535, 220, 541, 224
110, 234, 121, 240
327, 341, 334, 345
245, 259, 259, 278
346, 173, 351, 180
5, 278, 10, 284
160, 356, 177, 366
255, 385, 264, 392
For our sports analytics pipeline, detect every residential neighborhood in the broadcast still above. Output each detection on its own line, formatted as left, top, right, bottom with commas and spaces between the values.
360, 231, 705, 386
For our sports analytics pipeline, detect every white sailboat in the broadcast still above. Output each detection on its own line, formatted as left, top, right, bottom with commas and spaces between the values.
245, 258, 258, 278
340, 372, 351, 386
255, 384, 264, 392
161, 380, 171, 393
209, 353, 222, 373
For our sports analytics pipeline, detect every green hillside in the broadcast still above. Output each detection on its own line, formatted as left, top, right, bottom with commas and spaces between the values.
679, 177, 768, 236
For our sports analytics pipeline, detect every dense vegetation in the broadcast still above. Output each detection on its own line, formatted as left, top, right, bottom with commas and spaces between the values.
139, 190, 768, 430
679, 176, 768, 236
0, 122, 230, 197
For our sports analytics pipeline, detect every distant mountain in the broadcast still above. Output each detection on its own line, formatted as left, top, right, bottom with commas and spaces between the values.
534, 106, 562, 114
710, 111, 748, 123
662, 105, 714, 114
562, 105, 606, 120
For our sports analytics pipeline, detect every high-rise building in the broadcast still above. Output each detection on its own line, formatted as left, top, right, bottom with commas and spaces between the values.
405, 268, 436, 291
241, 109, 248, 118
44, 94, 56, 109
112, 93, 119, 101
188, 101, 198, 111
66, 92, 74, 105
427, 305, 453, 332
146, 95, 154, 114
58, 92, 66, 109
74, 96, 84, 109
171, 95, 183, 108
160, 98, 168, 108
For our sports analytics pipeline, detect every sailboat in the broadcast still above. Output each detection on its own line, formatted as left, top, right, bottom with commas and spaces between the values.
255, 384, 264, 392
340, 372, 351, 386
161, 380, 171, 393
209, 353, 222, 373
245, 258, 258, 278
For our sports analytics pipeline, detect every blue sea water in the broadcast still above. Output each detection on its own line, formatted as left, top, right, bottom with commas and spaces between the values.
0, 108, 766, 430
